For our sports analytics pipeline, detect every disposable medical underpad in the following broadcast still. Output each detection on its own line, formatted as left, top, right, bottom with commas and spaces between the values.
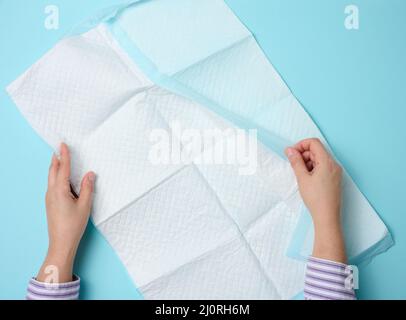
7, 0, 392, 299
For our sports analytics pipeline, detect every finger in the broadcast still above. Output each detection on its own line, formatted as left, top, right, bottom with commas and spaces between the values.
306, 160, 314, 171
294, 138, 329, 160
78, 172, 95, 211
57, 143, 71, 190
285, 147, 309, 180
48, 154, 60, 187
302, 151, 314, 162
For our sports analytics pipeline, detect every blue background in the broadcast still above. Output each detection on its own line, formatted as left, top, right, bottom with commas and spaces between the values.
0, 0, 405, 299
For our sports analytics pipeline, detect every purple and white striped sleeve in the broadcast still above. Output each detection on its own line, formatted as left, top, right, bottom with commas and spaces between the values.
304, 256, 356, 300
26, 275, 80, 300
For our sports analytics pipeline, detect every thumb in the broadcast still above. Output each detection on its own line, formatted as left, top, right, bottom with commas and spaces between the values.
285, 147, 309, 181
78, 171, 95, 212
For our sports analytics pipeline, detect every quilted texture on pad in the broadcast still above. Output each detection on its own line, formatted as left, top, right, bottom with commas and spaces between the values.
71, 90, 184, 225
194, 145, 298, 230
88, 87, 306, 298
173, 36, 322, 144
140, 237, 281, 299
7, 26, 152, 150
245, 195, 305, 296
98, 165, 304, 299
97, 166, 241, 289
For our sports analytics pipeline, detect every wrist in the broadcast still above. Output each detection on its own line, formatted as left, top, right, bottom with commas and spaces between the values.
311, 206, 342, 230
312, 222, 347, 264
46, 245, 76, 266
48, 237, 79, 260
36, 244, 77, 283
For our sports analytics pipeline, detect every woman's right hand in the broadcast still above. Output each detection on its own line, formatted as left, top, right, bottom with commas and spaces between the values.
285, 138, 346, 263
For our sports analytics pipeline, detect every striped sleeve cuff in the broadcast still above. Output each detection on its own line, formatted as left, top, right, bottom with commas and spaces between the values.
304, 256, 356, 300
26, 275, 80, 300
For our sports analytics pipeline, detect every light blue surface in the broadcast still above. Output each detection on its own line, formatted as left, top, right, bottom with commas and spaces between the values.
0, 0, 405, 299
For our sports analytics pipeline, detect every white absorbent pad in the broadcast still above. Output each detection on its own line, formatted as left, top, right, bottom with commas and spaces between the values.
7, 0, 392, 299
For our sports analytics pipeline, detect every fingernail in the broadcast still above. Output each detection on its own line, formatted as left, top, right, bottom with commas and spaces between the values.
87, 172, 95, 183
